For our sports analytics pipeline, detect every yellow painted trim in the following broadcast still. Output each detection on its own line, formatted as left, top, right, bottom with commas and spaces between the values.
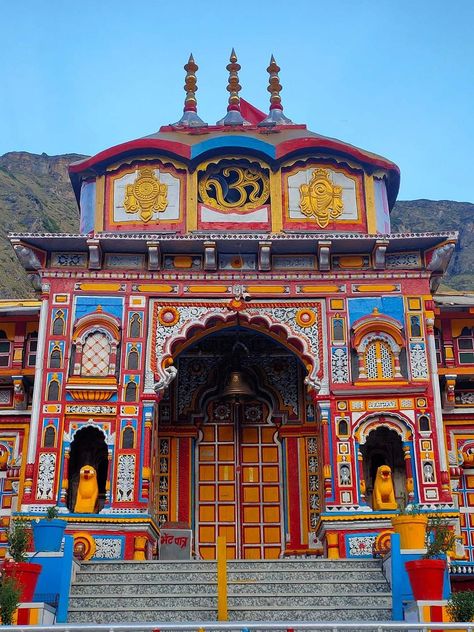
77, 283, 123, 292
187, 286, 229, 293
319, 512, 458, 522
355, 284, 400, 292
0, 300, 41, 308
246, 285, 287, 294
95, 175, 105, 232
364, 174, 377, 233
270, 169, 283, 233
298, 285, 342, 294
135, 284, 176, 293
29, 608, 39, 624
439, 367, 474, 375
187, 171, 198, 232
217, 535, 228, 621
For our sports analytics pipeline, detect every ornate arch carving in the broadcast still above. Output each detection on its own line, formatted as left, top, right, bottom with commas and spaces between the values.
354, 412, 414, 445
148, 301, 325, 393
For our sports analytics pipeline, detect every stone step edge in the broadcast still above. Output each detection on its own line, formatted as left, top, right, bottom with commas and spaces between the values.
73, 578, 386, 586
81, 559, 382, 565
69, 591, 392, 599
68, 604, 391, 613
77, 568, 384, 575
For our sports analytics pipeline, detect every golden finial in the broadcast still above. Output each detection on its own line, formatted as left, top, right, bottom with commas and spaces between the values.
217, 49, 250, 126
172, 53, 207, 127
259, 54, 293, 126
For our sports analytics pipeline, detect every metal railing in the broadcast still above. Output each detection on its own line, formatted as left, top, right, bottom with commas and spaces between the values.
3, 624, 474, 632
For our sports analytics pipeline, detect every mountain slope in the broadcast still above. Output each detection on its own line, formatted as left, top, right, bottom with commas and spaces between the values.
0, 152, 472, 297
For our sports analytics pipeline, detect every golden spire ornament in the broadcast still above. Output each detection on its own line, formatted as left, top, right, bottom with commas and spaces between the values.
217, 49, 250, 126
172, 54, 207, 127
259, 55, 293, 126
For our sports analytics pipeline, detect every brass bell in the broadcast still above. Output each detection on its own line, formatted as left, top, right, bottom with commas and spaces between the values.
222, 371, 254, 398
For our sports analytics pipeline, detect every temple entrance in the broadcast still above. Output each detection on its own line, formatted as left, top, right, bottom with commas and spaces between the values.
196, 395, 282, 559
156, 325, 310, 560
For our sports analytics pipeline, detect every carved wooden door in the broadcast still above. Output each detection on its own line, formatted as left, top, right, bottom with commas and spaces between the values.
196, 399, 282, 559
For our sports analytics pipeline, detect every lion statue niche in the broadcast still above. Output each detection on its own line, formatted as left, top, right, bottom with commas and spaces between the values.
372, 464, 397, 510
74, 465, 99, 513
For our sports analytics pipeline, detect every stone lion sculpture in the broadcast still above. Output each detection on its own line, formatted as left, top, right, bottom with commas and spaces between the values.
74, 465, 99, 513
372, 464, 397, 510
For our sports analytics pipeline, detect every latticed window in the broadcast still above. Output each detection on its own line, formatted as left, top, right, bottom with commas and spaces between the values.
81, 331, 111, 377
365, 340, 394, 379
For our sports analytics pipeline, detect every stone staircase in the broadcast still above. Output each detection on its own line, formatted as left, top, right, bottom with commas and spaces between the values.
68, 558, 392, 624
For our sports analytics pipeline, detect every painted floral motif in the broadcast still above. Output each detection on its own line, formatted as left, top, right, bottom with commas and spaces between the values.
348, 535, 377, 557
36, 453, 56, 500
410, 343, 428, 379
331, 347, 349, 383
116, 454, 135, 502
93, 537, 123, 559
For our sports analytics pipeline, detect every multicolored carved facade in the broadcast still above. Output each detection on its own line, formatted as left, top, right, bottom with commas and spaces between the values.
1, 54, 473, 570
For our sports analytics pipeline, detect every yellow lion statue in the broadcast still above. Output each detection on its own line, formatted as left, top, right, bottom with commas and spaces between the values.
74, 465, 99, 513
372, 464, 397, 510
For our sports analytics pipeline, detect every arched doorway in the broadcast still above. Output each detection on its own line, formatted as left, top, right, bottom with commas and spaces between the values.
68, 425, 108, 513
156, 325, 311, 559
361, 425, 406, 508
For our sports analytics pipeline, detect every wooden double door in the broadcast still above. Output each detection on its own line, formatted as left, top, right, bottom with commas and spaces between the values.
196, 401, 283, 559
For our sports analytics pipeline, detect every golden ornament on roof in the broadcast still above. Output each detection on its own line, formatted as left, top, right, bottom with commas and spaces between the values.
124, 168, 168, 222
299, 168, 344, 228
199, 164, 270, 211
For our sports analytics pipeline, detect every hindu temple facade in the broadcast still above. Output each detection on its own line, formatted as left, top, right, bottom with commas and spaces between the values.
1, 53, 472, 568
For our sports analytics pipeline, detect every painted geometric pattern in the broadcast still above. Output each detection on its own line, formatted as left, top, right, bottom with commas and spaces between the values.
82, 332, 111, 376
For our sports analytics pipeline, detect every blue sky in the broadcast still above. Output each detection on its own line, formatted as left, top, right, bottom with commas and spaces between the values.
1, 0, 473, 202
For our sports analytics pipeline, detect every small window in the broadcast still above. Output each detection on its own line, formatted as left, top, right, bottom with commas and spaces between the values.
127, 348, 139, 370
419, 415, 430, 432
333, 318, 345, 342
0, 332, 11, 368
49, 346, 61, 369
47, 379, 60, 401
44, 426, 56, 448
457, 328, 474, 365
122, 427, 135, 449
125, 380, 138, 402
337, 418, 349, 436
52, 311, 65, 336
25, 332, 38, 367
434, 327, 444, 365
410, 316, 421, 337
129, 313, 142, 339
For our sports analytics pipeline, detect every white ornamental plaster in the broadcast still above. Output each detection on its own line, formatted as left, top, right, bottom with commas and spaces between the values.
36, 453, 56, 500
116, 454, 135, 502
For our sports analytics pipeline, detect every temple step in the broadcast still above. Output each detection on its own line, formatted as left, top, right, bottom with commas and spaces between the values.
67, 558, 392, 623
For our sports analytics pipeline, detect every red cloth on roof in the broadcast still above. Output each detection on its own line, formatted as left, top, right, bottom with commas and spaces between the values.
240, 98, 266, 124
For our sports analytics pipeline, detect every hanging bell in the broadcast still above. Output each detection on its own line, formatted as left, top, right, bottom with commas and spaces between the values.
222, 371, 254, 398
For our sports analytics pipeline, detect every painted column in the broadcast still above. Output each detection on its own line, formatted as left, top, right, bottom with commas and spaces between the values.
403, 443, 415, 502
22, 294, 49, 508
317, 401, 333, 503
141, 409, 153, 501
426, 314, 451, 502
